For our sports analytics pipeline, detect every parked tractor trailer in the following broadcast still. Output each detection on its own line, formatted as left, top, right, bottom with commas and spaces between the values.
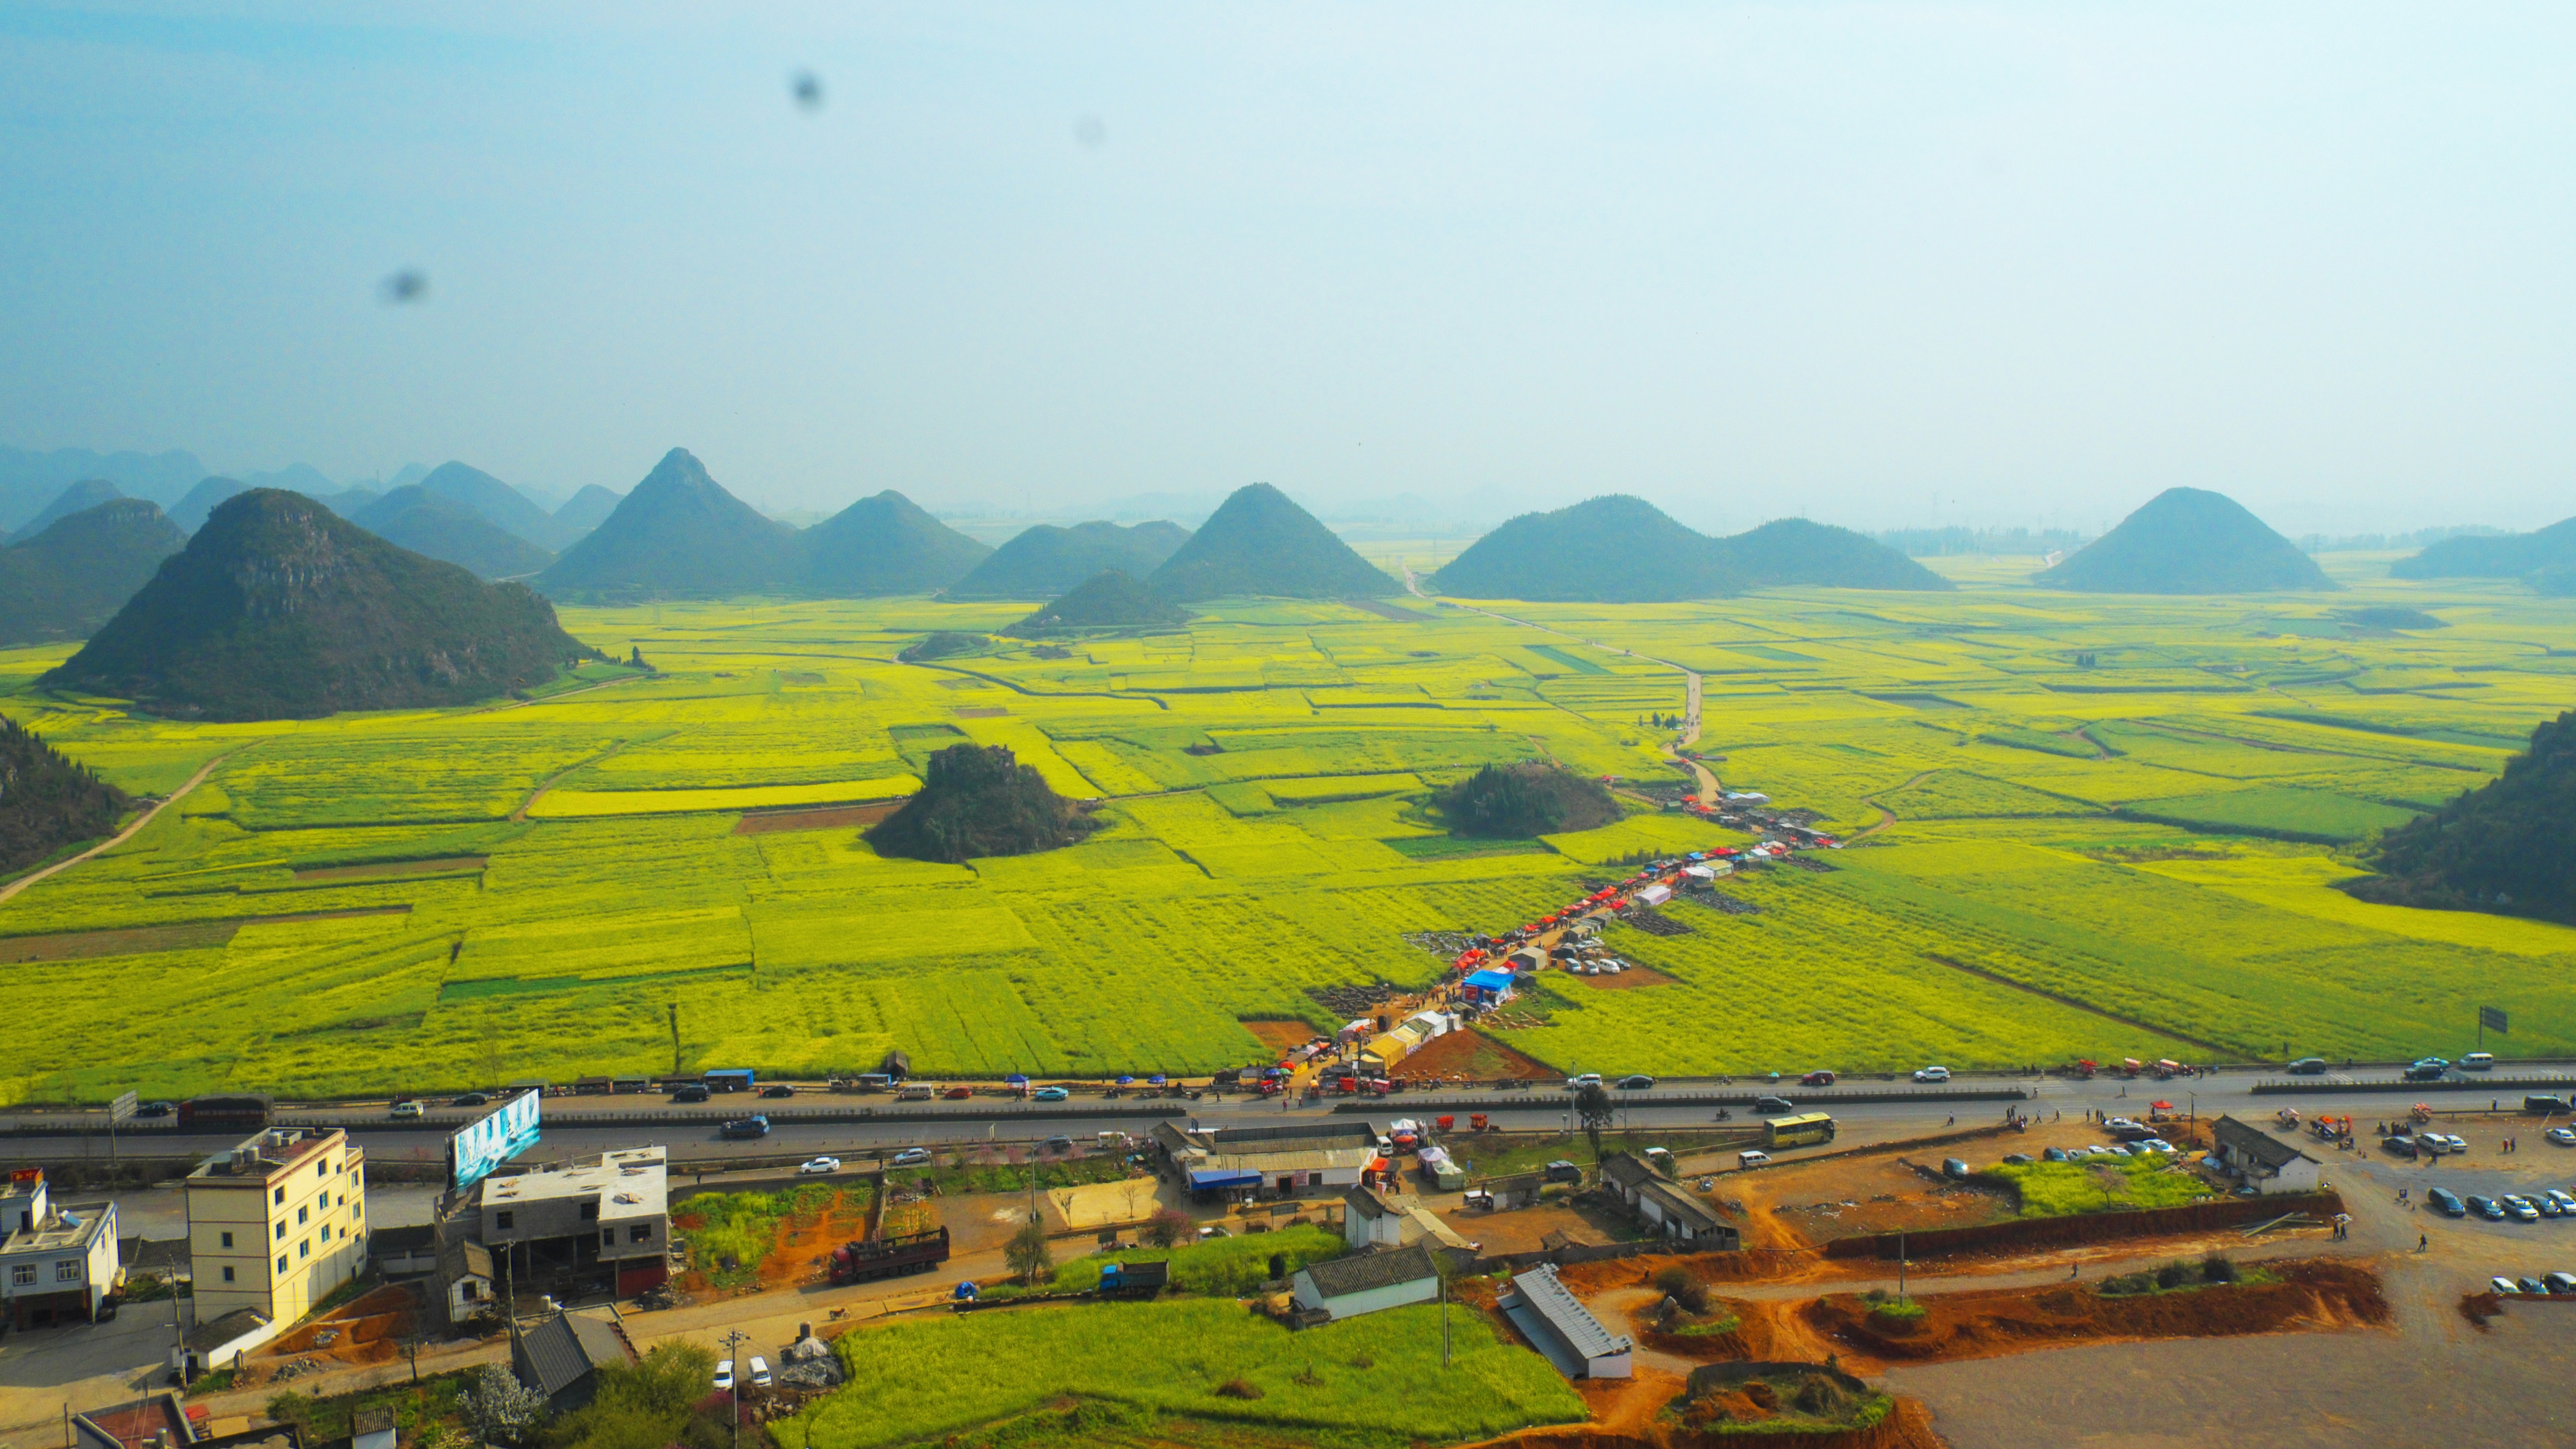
828, 1226, 951, 1285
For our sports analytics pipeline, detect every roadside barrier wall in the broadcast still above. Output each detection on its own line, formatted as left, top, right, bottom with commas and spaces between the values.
1821, 1189, 2346, 1260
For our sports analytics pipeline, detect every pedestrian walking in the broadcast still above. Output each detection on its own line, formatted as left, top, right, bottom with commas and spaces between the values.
2419, 1232, 2429, 1252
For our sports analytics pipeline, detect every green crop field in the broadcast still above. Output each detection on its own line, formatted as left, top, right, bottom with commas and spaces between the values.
773, 1298, 1585, 1449
5, 557, 2576, 1100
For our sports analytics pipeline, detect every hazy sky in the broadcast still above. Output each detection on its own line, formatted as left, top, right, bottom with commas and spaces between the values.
6, 3, 2574, 535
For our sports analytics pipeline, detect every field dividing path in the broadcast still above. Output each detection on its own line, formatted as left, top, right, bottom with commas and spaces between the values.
1400, 569, 1715, 803
0, 749, 237, 906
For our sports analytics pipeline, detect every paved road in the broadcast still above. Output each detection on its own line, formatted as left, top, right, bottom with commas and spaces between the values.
1, 1071, 2449, 1175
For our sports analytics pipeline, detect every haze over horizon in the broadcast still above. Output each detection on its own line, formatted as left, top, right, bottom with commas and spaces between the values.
7, 3, 2575, 538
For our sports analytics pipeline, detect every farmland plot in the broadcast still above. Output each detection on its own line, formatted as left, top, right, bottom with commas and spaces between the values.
5, 579, 2574, 1097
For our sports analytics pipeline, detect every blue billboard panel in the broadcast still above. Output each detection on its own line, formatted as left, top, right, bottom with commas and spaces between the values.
448, 1089, 543, 1190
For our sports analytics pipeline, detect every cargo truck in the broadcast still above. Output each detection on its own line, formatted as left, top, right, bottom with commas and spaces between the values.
828, 1226, 951, 1284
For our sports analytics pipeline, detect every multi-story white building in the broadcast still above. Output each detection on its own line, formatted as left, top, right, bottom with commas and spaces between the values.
186, 1127, 368, 1328
0, 1169, 120, 1330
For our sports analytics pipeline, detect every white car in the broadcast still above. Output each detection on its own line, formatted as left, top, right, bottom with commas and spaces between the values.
1565, 1073, 1604, 1090
890, 1147, 933, 1167
1913, 1066, 1951, 1084
2490, 1276, 2522, 1295
389, 1099, 424, 1120
749, 1356, 772, 1388
799, 1156, 841, 1175
714, 1360, 736, 1391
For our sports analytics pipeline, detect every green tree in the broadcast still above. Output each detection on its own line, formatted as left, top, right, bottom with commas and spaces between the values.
461, 1364, 549, 1446
545, 1343, 715, 1449
1006, 1218, 1055, 1285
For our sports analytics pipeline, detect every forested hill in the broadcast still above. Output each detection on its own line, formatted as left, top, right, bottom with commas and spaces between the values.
946, 521, 1191, 599
1428, 496, 1943, 601
1431, 496, 1742, 602
2345, 708, 2576, 924
0, 716, 127, 877
1146, 484, 1396, 601
2037, 488, 2336, 594
46, 489, 595, 721
0, 499, 186, 646
1007, 570, 1189, 635
2390, 515, 2576, 584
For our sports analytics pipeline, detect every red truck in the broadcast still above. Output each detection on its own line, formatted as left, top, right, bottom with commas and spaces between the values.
828, 1226, 951, 1286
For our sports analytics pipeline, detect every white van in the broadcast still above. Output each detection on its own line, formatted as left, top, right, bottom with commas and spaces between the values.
1737, 1149, 1771, 1169
2462, 1052, 2496, 1071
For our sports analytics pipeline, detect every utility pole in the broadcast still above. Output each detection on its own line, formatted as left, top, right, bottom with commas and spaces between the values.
1896, 1232, 1907, 1306
721, 1328, 751, 1449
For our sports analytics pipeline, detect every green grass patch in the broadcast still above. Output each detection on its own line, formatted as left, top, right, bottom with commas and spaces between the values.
1979, 1154, 2217, 1217
2121, 786, 2418, 843
673, 1182, 871, 1280
775, 1299, 1585, 1449
982, 1224, 1347, 1300
1526, 644, 1611, 675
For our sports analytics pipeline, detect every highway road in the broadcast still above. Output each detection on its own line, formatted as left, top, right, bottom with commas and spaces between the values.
0, 1068, 2443, 1171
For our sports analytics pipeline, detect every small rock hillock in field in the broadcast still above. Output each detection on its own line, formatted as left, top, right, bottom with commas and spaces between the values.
2342, 707, 2576, 924
44, 489, 598, 721
1433, 762, 1621, 837
0, 497, 186, 646
2036, 488, 2337, 594
1145, 483, 1396, 602
865, 743, 1098, 862
1005, 571, 1189, 636
897, 631, 992, 663
0, 716, 128, 876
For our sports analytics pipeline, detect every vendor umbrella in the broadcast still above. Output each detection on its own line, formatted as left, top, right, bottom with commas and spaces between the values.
2151, 1100, 2174, 1112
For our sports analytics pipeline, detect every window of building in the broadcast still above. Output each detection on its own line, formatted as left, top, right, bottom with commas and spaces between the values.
274, 1222, 286, 1240
221, 1266, 236, 1283
297, 1205, 308, 1225
56, 1260, 79, 1282
220, 1231, 234, 1249
273, 1186, 285, 1205
629, 1223, 653, 1243
579, 1202, 599, 1221
601, 1230, 613, 1248
318, 1161, 330, 1178
299, 1239, 310, 1259
495, 1211, 513, 1231
276, 1254, 288, 1274
462, 1281, 479, 1301
9, 1265, 31, 1287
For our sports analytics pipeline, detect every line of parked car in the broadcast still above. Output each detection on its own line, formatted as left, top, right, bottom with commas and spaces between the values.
2490, 1272, 2576, 1296
2425, 1186, 2576, 1220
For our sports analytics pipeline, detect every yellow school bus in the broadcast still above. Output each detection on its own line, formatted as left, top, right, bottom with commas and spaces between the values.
1764, 1112, 1837, 1149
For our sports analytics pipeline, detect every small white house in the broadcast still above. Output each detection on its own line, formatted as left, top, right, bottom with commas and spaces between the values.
1291, 1244, 1440, 1322
1342, 1187, 1407, 1249
2211, 1115, 2324, 1196
0, 1173, 120, 1331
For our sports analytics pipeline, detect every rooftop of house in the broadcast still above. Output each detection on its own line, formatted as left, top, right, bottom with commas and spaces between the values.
2212, 1115, 2319, 1171
1299, 1242, 1438, 1299
478, 1147, 667, 1220
518, 1312, 634, 1399
186, 1128, 347, 1185
1, 1200, 114, 1257
1507, 1264, 1631, 1361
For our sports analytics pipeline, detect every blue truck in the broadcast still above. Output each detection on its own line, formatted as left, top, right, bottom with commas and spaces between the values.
703, 1068, 757, 1093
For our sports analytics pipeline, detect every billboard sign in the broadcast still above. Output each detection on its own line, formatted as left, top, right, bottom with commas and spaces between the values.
108, 1091, 139, 1123
2480, 1005, 2510, 1036
448, 1089, 543, 1191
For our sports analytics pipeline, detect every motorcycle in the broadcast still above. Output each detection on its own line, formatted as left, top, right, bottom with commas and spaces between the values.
1714, 1107, 1733, 1122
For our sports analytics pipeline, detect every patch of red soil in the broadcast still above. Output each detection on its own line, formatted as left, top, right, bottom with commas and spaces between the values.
1389, 1027, 1559, 1082
732, 802, 905, 835
265, 1284, 419, 1363
1802, 1258, 2389, 1370
674, 1186, 877, 1292
1239, 1019, 1321, 1053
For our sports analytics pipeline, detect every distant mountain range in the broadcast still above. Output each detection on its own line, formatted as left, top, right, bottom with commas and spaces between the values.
2035, 488, 2336, 594
799, 491, 994, 596
945, 521, 1192, 599
6, 479, 124, 545
352, 487, 556, 579
537, 450, 806, 600
46, 489, 594, 721
1146, 484, 1396, 601
0, 446, 207, 532
1429, 495, 1947, 601
0, 498, 186, 646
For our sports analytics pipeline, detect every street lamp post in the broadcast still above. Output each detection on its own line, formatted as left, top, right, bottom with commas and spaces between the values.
721, 1328, 750, 1449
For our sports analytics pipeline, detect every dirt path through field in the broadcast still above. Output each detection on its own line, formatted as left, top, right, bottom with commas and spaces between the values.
1852, 768, 1936, 840
510, 740, 629, 822
0, 747, 238, 906
1402, 567, 1716, 803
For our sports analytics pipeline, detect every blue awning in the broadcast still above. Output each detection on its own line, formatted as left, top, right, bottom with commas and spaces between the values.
1465, 969, 1515, 991
1189, 1169, 1263, 1190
